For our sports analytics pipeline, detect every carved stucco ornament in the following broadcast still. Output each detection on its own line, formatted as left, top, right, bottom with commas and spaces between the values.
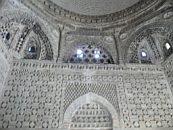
120, 33, 128, 40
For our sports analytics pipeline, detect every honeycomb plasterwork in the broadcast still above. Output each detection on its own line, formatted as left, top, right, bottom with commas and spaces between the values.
162, 54, 173, 94
0, 1, 173, 130
126, 22, 173, 64
70, 103, 113, 129
0, 60, 173, 129
66, 44, 114, 64
0, 11, 54, 60
64, 92, 120, 129
62, 35, 118, 64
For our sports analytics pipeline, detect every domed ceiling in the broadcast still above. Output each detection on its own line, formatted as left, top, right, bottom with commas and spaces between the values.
51, 0, 139, 16
19, 0, 162, 25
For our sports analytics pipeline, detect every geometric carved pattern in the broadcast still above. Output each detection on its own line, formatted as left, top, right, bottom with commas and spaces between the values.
128, 33, 159, 64
64, 83, 88, 112
37, 0, 159, 24
66, 44, 114, 64
0, 60, 173, 129
70, 103, 112, 129
0, 68, 62, 128
0, 12, 53, 60
0, 1, 173, 130
162, 54, 173, 95
123, 73, 173, 128
91, 83, 119, 111
126, 23, 173, 64
64, 82, 119, 114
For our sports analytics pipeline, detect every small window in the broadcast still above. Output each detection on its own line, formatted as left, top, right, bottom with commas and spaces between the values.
139, 50, 151, 64
67, 45, 114, 64
163, 42, 173, 58
94, 49, 100, 58
94, 54, 100, 58
77, 49, 83, 55
23, 37, 40, 60
6, 32, 10, 40
141, 51, 147, 57
76, 49, 83, 58
165, 42, 171, 50
28, 46, 36, 53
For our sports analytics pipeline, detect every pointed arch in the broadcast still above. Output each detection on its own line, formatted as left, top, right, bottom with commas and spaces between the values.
63, 92, 120, 129
0, 10, 54, 60
124, 22, 173, 64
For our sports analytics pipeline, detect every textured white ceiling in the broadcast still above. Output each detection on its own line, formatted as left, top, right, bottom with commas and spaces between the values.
51, 0, 139, 16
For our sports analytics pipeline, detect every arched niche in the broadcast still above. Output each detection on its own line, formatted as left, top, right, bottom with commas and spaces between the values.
0, 10, 54, 60
124, 22, 173, 64
63, 92, 120, 130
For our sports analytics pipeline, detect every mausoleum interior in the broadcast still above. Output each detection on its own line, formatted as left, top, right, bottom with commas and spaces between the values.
0, 0, 173, 130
